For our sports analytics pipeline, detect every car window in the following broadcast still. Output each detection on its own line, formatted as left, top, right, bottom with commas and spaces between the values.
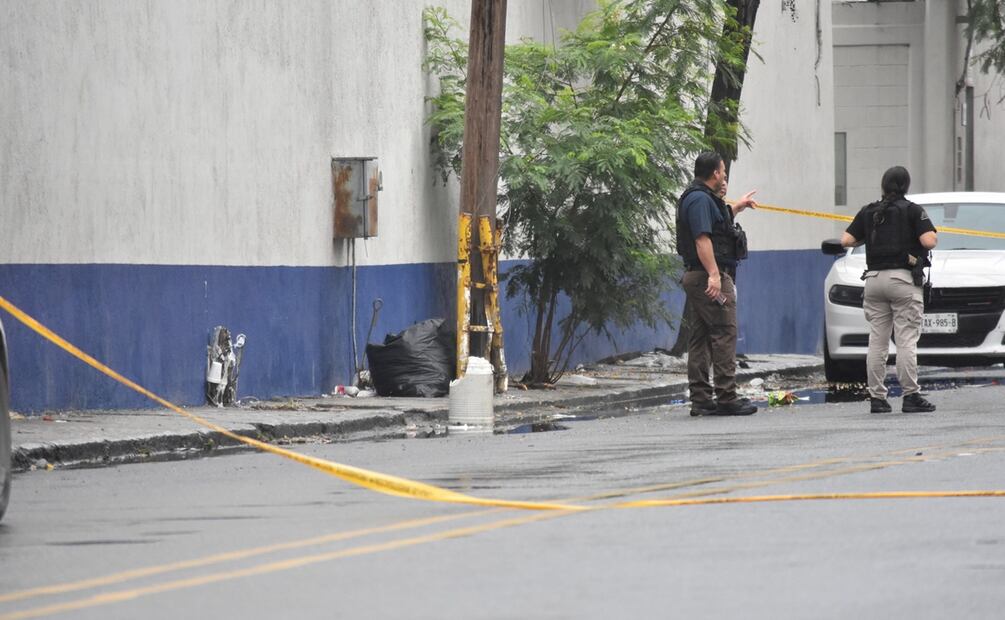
923, 203, 1005, 250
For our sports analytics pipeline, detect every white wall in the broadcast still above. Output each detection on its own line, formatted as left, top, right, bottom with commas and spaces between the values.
834, 43, 911, 212
831, 0, 926, 216
728, 0, 837, 249
0, 1, 595, 268
966, 42, 1005, 193
15, 2, 976, 266
831, 0, 1005, 199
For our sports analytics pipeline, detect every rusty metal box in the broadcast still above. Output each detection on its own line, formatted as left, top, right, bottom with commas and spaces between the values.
332, 157, 381, 238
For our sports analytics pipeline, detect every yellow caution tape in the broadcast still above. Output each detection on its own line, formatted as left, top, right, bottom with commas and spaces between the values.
5, 294, 1005, 516
3, 489, 1004, 619
935, 225, 1005, 239
615, 490, 1005, 509
753, 203, 853, 224
751, 203, 1005, 240
0, 295, 584, 512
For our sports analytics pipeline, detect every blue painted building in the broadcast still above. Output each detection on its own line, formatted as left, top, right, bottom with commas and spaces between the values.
2, 1, 842, 413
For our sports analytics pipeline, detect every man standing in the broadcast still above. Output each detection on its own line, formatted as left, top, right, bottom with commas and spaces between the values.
841, 166, 938, 413
676, 152, 758, 416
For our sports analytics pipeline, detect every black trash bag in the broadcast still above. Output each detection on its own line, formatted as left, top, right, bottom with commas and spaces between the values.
366, 319, 456, 397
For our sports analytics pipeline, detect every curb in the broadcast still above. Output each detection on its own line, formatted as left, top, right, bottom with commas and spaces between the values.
496, 361, 822, 413
13, 362, 822, 472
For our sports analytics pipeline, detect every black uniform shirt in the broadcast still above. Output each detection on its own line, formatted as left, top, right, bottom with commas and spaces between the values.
845, 200, 937, 248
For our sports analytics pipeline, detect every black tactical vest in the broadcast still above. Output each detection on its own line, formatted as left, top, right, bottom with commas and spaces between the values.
863, 198, 919, 271
676, 181, 741, 268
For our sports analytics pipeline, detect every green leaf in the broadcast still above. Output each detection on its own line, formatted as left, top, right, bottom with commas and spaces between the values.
424, 0, 747, 381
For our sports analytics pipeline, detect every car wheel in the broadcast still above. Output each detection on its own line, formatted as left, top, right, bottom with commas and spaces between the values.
823, 332, 867, 384
0, 358, 10, 522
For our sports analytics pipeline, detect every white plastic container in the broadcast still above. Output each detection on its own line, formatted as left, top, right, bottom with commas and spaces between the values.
448, 356, 495, 428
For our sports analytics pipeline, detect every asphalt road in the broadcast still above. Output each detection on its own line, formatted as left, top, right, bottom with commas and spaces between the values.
2, 372, 1004, 619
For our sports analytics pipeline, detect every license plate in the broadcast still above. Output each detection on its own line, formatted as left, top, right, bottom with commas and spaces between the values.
923, 313, 958, 334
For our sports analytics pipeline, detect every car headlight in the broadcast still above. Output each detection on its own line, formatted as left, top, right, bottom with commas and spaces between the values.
829, 284, 864, 308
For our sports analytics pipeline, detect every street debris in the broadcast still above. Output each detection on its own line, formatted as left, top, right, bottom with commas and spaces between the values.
767, 390, 799, 406
335, 385, 360, 397
206, 327, 246, 407
561, 374, 599, 386
366, 319, 455, 397
617, 351, 688, 371
596, 350, 644, 365
246, 399, 305, 411
331, 385, 377, 398
30, 458, 54, 471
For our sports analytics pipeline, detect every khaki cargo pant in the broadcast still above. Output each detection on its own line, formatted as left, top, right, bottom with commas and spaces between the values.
862, 269, 924, 399
682, 271, 739, 405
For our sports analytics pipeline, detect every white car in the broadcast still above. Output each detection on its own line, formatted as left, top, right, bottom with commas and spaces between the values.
821, 192, 1005, 383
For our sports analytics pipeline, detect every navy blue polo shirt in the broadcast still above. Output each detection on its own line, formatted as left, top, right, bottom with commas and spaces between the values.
680, 190, 733, 268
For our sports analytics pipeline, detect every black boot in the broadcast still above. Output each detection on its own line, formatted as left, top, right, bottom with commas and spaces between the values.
870, 397, 892, 413
713, 398, 757, 416
903, 393, 936, 413
690, 401, 718, 417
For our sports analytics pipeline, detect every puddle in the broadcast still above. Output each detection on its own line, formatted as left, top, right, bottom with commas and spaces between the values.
553, 414, 600, 422
505, 422, 570, 434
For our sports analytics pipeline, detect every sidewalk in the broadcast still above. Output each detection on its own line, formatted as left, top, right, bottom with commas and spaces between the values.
10, 353, 822, 471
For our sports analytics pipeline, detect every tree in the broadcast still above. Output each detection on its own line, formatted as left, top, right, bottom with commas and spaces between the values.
967, 0, 1005, 79
424, 1, 746, 384
668, 0, 760, 355
703, 0, 760, 176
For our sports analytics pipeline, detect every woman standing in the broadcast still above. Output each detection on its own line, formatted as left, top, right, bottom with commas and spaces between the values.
840, 166, 938, 413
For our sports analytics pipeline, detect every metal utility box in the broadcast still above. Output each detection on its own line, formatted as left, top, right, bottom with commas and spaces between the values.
332, 157, 381, 239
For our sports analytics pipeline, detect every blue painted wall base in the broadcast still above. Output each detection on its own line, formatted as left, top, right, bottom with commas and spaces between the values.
734, 250, 834, 355
0, 249, 830, 413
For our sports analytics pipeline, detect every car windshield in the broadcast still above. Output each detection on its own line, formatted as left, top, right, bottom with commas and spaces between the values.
850, 202, 1005, 253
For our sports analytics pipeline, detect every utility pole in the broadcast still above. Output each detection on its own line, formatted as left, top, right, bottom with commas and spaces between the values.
456, 0, 508, 387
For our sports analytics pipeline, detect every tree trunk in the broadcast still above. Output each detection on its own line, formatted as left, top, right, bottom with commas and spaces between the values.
669, 299, 691, 356
705, 0, 760, 176
669, 0, 760, 356
525, 276, 557, 384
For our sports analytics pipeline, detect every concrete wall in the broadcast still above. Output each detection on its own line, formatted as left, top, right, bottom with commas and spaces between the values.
1, 1, 594, 269
962, 28, 1005, 192
1, 0, 840, 412
724, 1, 837, 353
832, 0, 1005, 197
729, 0, 837, 247
0, 1, 601, 412
833, 43, 911, 212
832, 0, 927, 210
922, 0, 958, 192
969, 70, 1005, 193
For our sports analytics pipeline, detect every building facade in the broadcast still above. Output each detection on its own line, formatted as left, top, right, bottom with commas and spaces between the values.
1, 1, 1001, 412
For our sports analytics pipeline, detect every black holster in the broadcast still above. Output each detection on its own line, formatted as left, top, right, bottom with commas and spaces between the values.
909, 252, 932, 303
734, 224, 748, 261
910, 260, 925, 287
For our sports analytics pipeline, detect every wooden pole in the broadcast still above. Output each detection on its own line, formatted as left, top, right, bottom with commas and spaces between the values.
458, 0, 507, 361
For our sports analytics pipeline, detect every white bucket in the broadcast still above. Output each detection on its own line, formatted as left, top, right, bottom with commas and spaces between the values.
448, 357, 495, 428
